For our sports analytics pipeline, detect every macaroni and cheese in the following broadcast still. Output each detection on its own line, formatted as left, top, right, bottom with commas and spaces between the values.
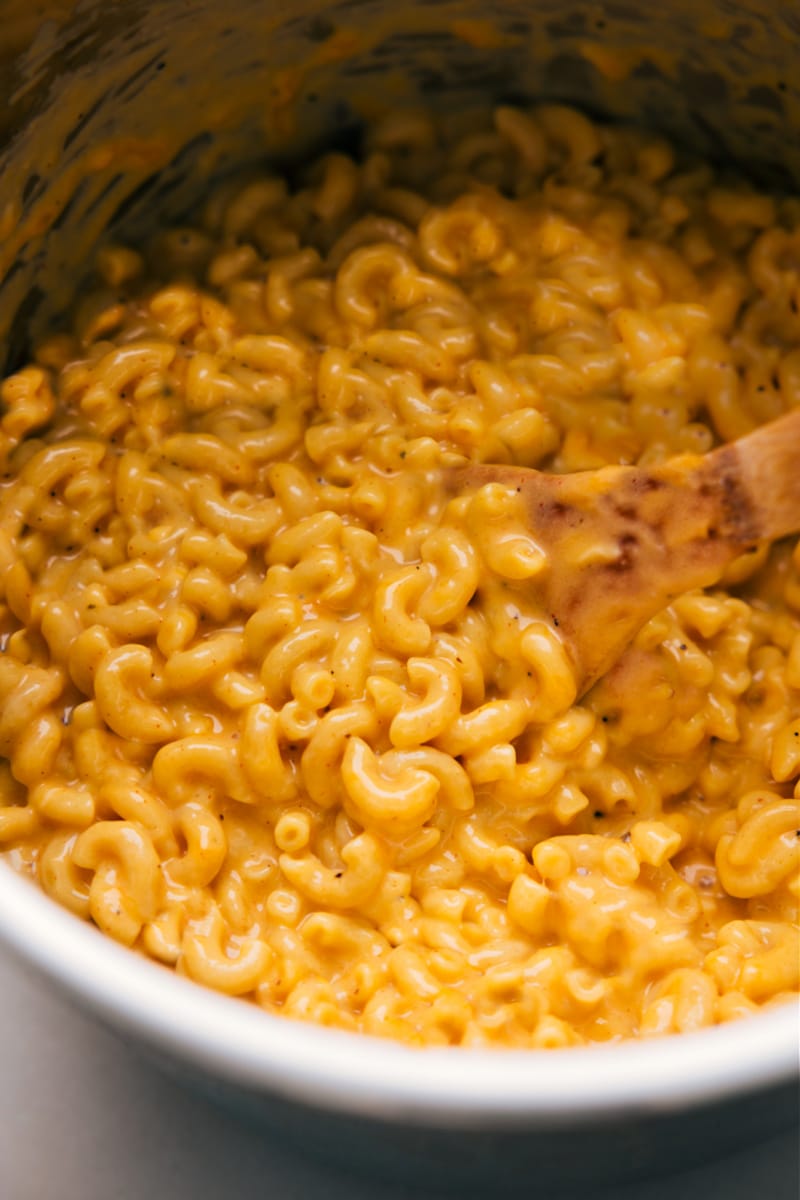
1, 104, 798, 1046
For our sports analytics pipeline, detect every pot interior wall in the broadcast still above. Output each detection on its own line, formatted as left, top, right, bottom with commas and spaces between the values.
1, 0, 800, 371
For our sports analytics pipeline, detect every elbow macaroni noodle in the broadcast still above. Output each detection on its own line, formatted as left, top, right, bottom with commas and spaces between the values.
0, 104, 798, 1047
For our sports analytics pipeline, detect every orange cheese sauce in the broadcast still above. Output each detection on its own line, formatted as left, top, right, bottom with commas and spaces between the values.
0, 104, 798, 1046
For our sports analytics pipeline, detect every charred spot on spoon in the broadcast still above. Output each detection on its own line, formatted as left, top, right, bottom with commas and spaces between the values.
711, 446, 760, 545
541, 498, 585, 528
608, 532, 638, 572
636, 475, 665, 493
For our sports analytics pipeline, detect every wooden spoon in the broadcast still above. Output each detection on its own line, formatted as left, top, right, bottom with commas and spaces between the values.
453, 407, 800, 697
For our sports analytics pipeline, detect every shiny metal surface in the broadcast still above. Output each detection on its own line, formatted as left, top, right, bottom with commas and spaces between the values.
2, 1, 800, 365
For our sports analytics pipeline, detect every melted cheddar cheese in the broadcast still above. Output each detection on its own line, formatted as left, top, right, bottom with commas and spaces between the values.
0, 104, 798, 1046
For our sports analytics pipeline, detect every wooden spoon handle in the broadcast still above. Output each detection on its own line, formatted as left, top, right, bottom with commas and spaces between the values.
706, 407, 800, 544
452, 406, 800, 695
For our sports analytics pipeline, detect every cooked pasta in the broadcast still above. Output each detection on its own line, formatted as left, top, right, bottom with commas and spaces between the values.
1, 103, 798, 1046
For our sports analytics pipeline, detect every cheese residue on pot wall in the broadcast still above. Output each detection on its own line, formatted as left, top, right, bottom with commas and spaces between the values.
1, 0, 800, 364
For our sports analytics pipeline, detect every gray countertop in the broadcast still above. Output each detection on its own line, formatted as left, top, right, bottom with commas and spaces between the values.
0, 944, 796, 1200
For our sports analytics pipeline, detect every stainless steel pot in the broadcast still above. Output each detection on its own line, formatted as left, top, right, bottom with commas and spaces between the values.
0, 2, 797, 1191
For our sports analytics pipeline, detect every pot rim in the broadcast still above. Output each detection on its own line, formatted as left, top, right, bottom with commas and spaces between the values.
0, 861, 796, 1127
